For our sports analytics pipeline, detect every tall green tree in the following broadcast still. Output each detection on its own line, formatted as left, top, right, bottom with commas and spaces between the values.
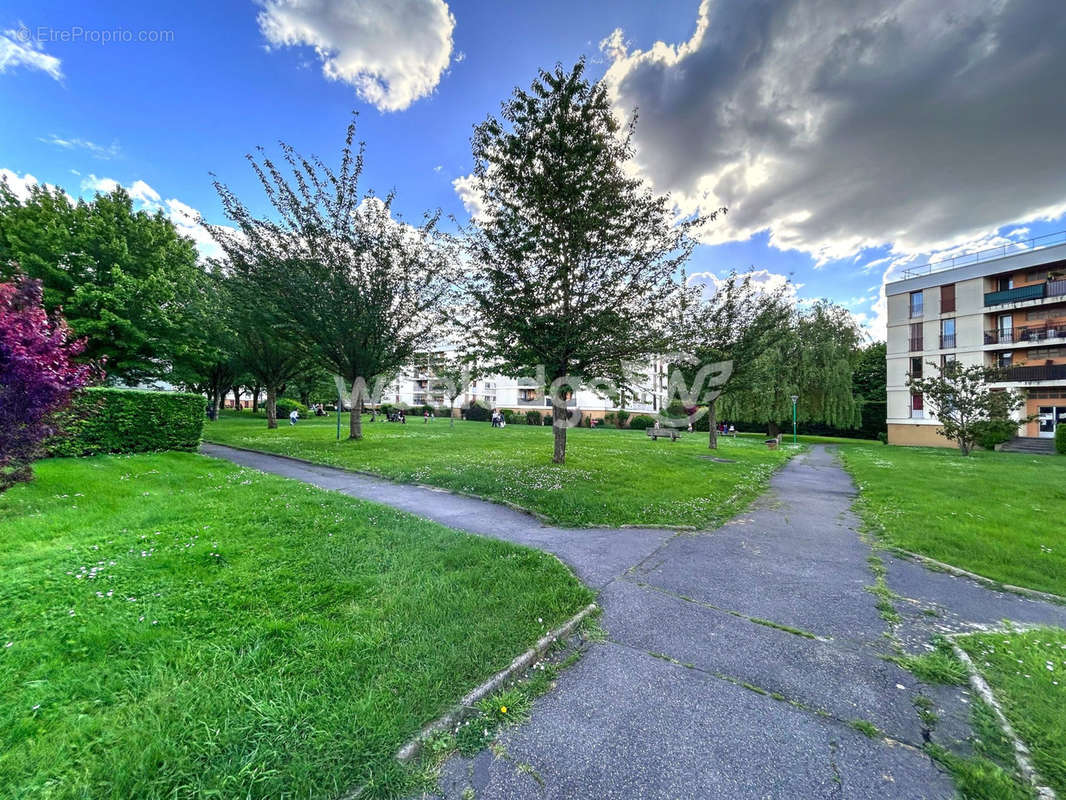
210, 120, 461, 440
852, 341, 887, 402
671, 273, 792, 448
0, 181, 202, 383
168, 265, 239, 420
719, 301, 863, 436
466, 60, 712, 464
228, 276, 310, 429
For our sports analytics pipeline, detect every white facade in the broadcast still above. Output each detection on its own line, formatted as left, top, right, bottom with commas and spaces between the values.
378, 348, 669, 417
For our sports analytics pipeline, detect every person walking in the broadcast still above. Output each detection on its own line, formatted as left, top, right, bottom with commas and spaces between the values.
289, 408, 299, 426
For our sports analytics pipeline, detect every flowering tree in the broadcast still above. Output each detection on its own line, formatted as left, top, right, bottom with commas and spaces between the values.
0, 275, 95, 492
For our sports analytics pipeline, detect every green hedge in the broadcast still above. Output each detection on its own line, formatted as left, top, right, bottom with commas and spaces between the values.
275, 398, 307, 416
628, 415, 656, 430
1057, 424, 1066, 455
48, 388, 206, 457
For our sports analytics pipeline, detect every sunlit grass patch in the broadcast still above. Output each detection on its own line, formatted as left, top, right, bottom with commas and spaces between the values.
206, 414, 794, 528
0, 452, 592, 799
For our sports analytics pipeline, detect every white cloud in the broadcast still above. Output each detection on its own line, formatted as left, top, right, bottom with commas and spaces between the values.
687, 268, 797, 303
257, 0, 455, 112
40, 135, 121, 160
0, 26, 63, 81
80, 174, 120, 195
451, 172, 486, 222
602, 0, 1066, 264
0, 168, 44, 201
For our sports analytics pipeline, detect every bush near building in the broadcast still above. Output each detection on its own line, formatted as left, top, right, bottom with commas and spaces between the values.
48, 388, 205, 457
525, 409, 542, 425
1057, 424, 1066, 455
628, 415, 656, 430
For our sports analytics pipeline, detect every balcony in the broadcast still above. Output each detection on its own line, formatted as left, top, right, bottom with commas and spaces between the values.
908, 337, 924, 351
991, 364, 1066, 383
984, 322, 1066, 346
985, 279, 1066, 307
985, 283, 1046, 306
939, 333, 956, 349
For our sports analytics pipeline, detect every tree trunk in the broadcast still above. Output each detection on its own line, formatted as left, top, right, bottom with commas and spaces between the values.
349, 388, 363, 440
252, 385, 261, 413
232, 386, 242, 411
768, 421, 780, 438
207, 390, 220, 421
707, 399, 718, 450
552, 402, 567, 465
450, 400, 456, 427
266, 386, 278, 429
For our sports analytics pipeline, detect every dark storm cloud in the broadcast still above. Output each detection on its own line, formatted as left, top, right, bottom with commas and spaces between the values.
602, 0, 1066, 262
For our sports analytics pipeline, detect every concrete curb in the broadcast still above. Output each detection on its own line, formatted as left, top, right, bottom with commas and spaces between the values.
946, 633, 1057, 800
200, 441, 694, 532
889, 548, 1066, 606
395, 602, 598, 763
335, 603, 598, 800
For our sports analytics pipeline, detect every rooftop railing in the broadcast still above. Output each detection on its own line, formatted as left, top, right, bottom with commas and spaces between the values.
895, 229, 1066, 281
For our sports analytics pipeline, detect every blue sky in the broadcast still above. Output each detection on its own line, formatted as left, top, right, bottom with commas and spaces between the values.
3, 0, 1065, 338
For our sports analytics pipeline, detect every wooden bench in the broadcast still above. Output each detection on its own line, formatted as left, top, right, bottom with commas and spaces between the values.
646, 427, 681, 442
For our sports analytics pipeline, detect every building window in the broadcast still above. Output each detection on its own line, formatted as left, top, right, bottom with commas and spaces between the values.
940, 318, 956, 349
909, 357, 923, 378
909, 291, 924, 318
940, 283, 956, 313
997, 276, 1014, 292
1027, 269, 1049, 283
1028, 345, 1066, 361
910, 392, 924, 418
998, 352, 1013, 369
940, 353, 956, 368
909, 322, 923, 351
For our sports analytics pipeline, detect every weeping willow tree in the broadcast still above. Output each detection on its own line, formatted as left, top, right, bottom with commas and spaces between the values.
719, 301, 862, 436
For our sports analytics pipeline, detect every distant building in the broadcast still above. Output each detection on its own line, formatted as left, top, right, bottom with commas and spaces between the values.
885, 235, 1066, 446
380, 348, 671, 419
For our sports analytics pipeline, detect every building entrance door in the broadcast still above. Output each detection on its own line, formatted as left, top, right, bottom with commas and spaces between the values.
1037, 406, 1065, 438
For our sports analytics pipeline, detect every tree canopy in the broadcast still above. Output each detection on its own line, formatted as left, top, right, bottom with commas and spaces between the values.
210, 119, 462, 439
0, 181, 202, 383
465, 60, 714, 463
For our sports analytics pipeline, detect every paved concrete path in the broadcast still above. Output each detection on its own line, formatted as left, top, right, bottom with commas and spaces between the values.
201, 443, 1066, 799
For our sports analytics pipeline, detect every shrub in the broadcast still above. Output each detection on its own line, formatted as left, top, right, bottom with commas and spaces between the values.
48, 388, 205, 457
877, 431, 888, 445
628, 415, 655, 430
1, 276, 95, 491
525, 409, 542, 425
464, 403, 492, 422
501, 409, 521, 425
275, 398, 308, 417
1057, 424, 1066, 455
972, 418, 1018, 450
615, 410, 630, 427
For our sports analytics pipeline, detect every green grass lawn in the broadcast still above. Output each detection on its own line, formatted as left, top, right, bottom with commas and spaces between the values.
0, 453, 593, 799
957, 627, 1066, 796
204, 413, 794, 528
839, 444, 1066, 596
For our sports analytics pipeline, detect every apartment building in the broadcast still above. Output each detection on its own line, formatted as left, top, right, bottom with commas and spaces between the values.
381, 348, 670, 418
885, 235, 1066, 446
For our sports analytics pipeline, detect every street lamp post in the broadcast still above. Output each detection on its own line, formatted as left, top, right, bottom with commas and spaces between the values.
790, 395, 798, 444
